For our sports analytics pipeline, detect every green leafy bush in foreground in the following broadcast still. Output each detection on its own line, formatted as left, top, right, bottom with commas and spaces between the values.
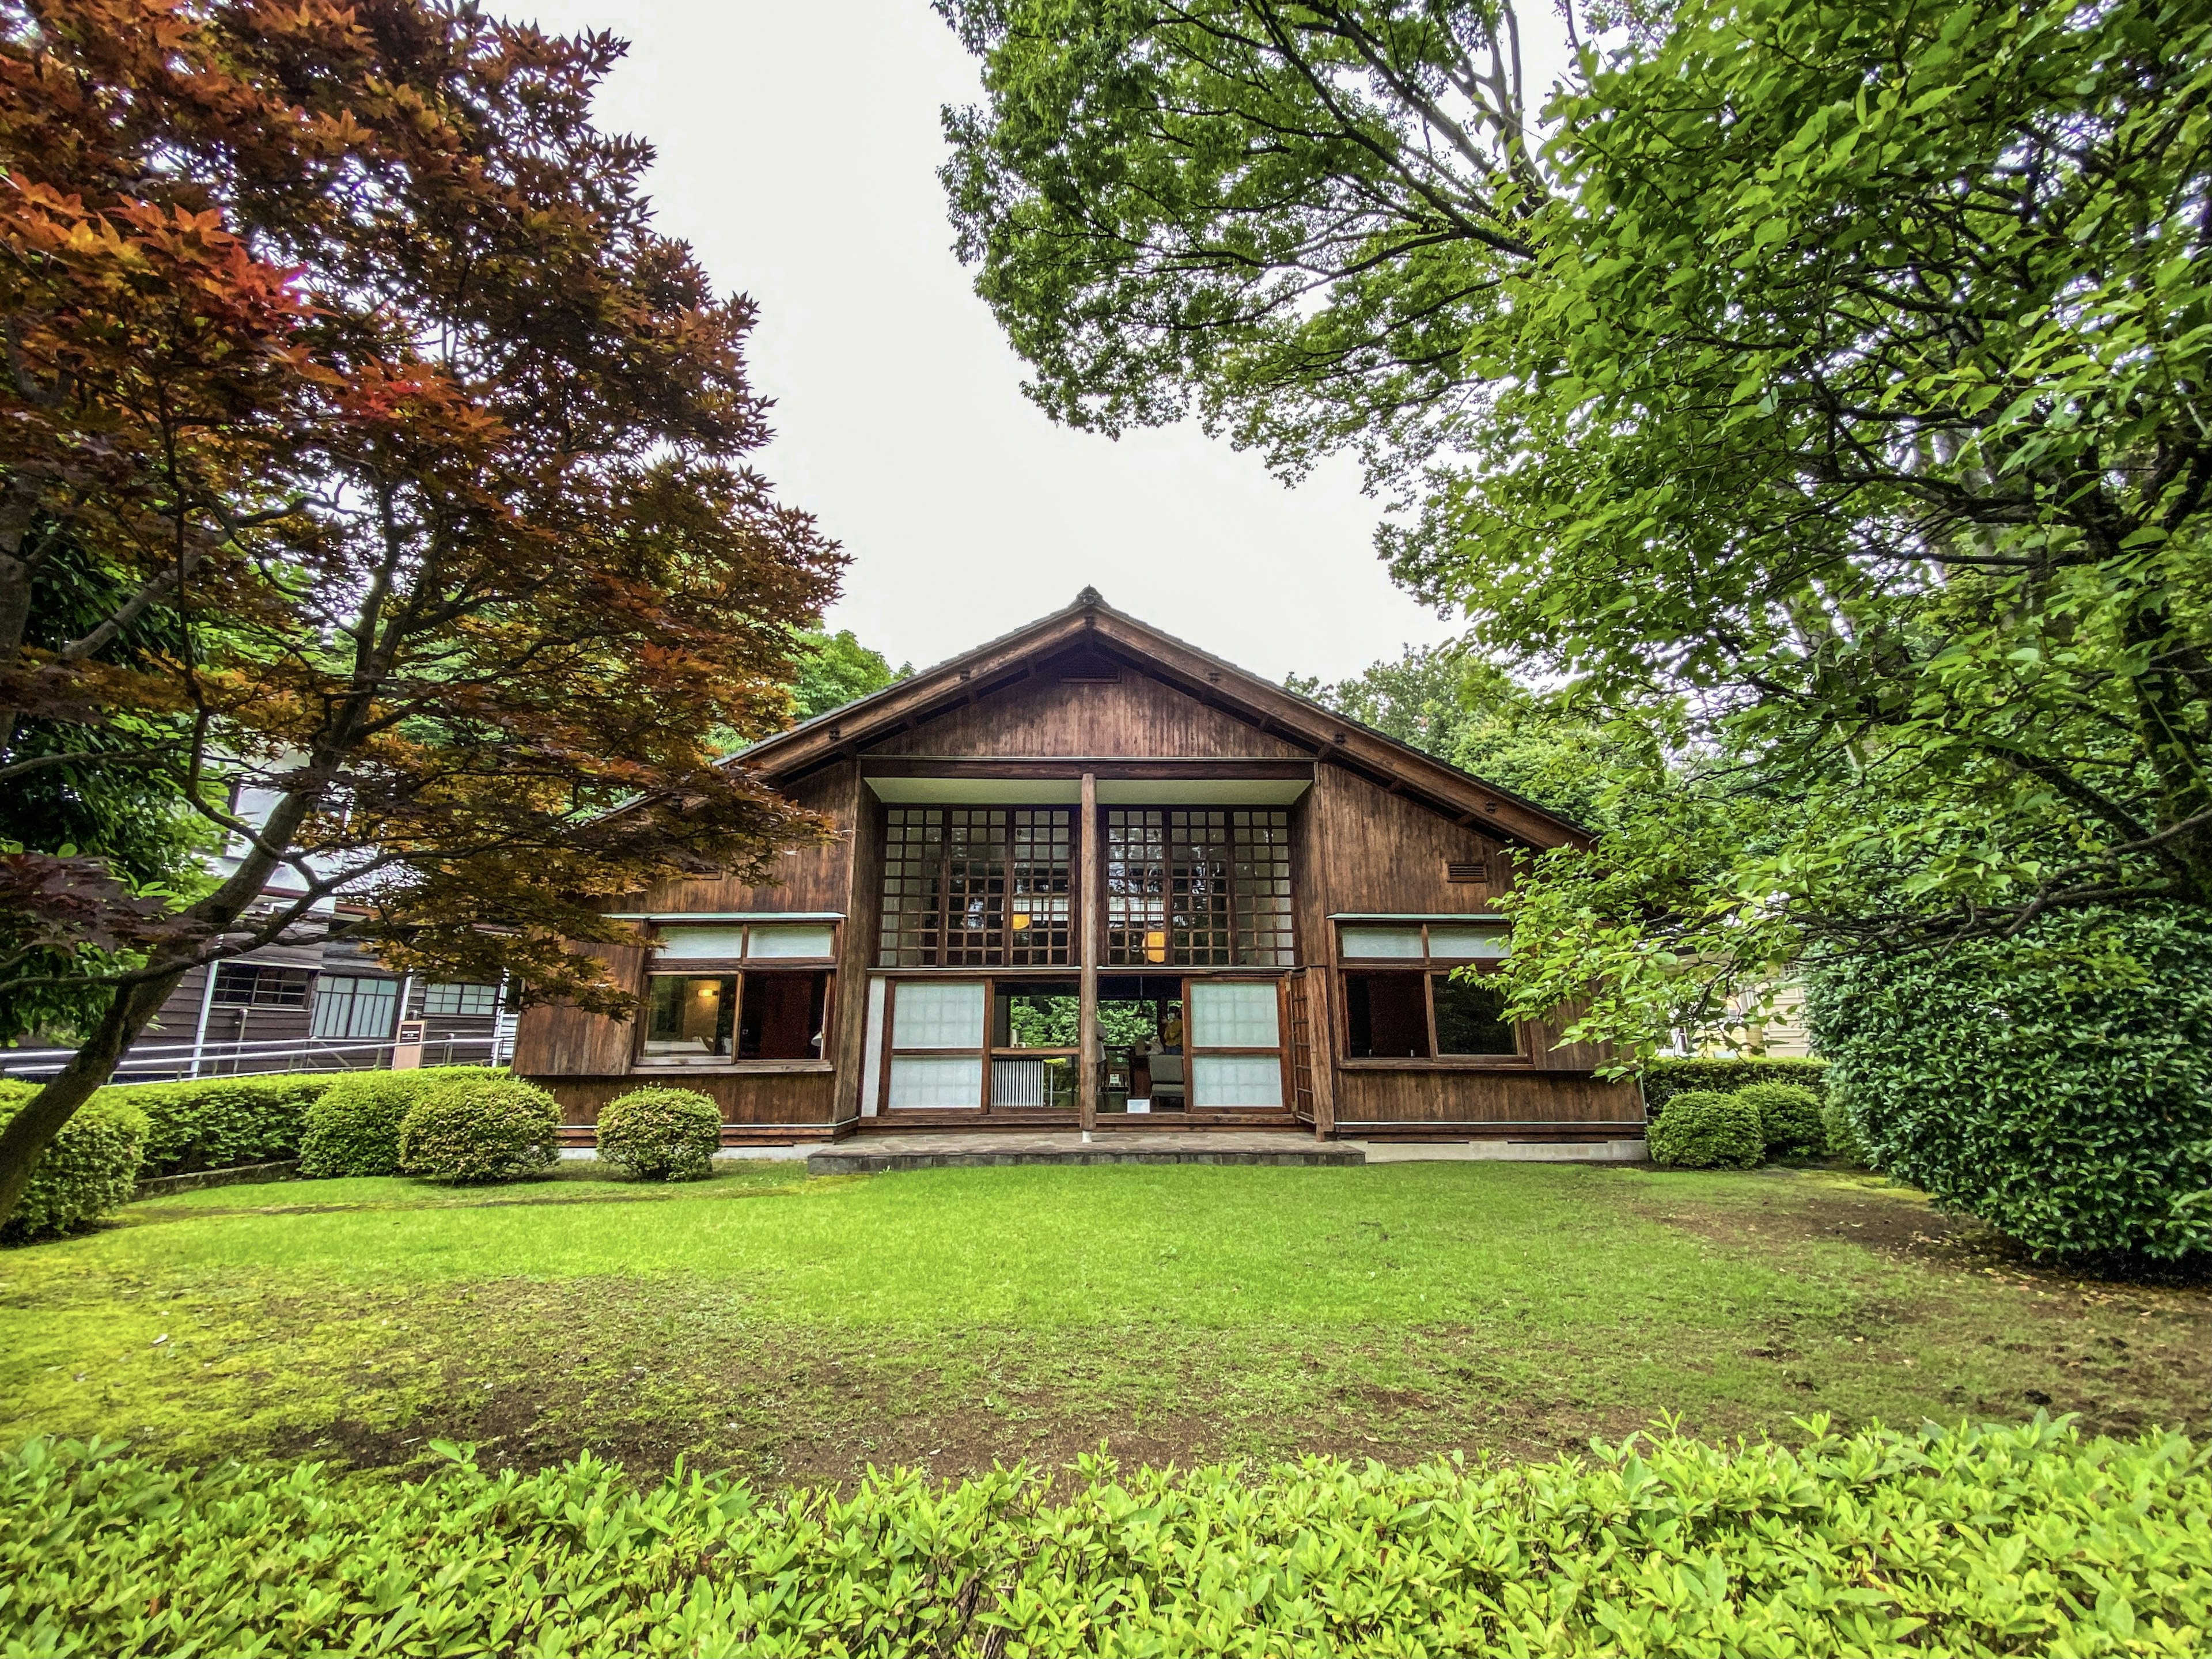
1647, 1089, 1766, 1170
296, 1067, 501, 1179
2, 1419, 2205, 1656
113, 1072, 331, 1176
0, 1087, 146, 1243
1737, 1081, 1826, 1159
398, 1075, 560, 1184
1809, 904, 2212, 1259
596, 1085, 722, 1181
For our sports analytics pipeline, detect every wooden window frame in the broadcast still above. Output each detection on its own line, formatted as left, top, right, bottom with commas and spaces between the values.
1102, 806, 1298, 969
877, 808, 1076, 969
1180, 974, 1295, 1111
634, 956, 838, 1073
1336, 921, 1527, 1070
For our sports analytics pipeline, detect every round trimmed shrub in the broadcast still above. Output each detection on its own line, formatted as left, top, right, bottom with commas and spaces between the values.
297, 1067, 507, 1178
1807, 904, 2212, 1260
1736, 1082, 1825, 1158
399, 1077, 560, 1185
596, 1087, 721, 1181
1647, 1089, 1765, 1170
1, 1087, 149, 1243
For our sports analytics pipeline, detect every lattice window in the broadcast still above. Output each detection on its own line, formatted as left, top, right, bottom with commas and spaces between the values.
878, 807, 1073, 967
878, 808, 946, 967
1105, 809, 1168, 963
1008, 809, 1072, 965
1107, 808, 1295, 967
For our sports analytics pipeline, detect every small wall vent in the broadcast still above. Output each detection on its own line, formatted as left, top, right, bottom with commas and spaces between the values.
1446, 859, 1489, 884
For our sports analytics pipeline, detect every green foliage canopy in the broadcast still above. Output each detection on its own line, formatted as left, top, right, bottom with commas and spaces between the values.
942, 0, 2212, 1060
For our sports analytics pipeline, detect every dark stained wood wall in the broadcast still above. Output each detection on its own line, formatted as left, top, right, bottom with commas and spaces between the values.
863, 669, 1309, 760
630, 763, 858, 916
511, 940, 649, 1076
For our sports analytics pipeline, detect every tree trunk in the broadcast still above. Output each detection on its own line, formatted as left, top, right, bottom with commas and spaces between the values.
0, 969, 180, 1225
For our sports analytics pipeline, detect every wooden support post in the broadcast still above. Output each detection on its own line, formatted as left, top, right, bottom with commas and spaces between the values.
1079, 770, 1100, 1139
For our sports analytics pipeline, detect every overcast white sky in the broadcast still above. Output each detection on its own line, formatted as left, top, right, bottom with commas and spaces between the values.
510, 1, 1574, 684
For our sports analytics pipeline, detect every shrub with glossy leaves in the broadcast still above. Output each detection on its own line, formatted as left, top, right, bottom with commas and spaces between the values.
297, 1068, 502, 1179
1647, 1089, 1764, 1170
0, 1086, 146, 1243
596, 1086, 721, 1181
3, 1419, 2207, 1653
1736, 1082, 1825, 1158
1808, 904, 2212, 1259
398, 1077, 559, 1185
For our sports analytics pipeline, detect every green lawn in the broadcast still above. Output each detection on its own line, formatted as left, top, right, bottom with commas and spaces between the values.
2, 1160, 2203, 1484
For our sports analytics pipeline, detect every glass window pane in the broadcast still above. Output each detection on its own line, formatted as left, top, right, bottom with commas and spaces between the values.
747, 924, 835, 959
424, 983, 497, 1017
1434, 975, 1518, 1055
1190, 980, 1279, 1048
888, 1055, 982, 1107
892, 980, 985, 1049
739, 971, 829, 1059
643, 974, 736, 1056
1191, 1055, 1282, 1108
1344, 972, 1430, 1059
1340, 926, 1425, 959
1428, 925, 1509, 960
655, 926, 748, 959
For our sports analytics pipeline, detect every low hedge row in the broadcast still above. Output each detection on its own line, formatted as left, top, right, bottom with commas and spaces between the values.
1643, 1055, 1828, 1112
297, 1066, 513, 1178
0, 1086, 147, 1243
122, 1073, 330, 1177
3, 1419, 2206, 1654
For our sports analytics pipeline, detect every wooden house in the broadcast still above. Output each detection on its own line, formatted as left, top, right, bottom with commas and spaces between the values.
514, 592, 1642, 1144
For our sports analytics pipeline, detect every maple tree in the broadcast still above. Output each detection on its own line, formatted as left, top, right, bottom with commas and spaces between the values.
0, 0, 842, 1226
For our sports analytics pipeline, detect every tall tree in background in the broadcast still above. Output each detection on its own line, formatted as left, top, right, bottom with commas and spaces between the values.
787, 628, 910, 722
942, 0, 2212, 1056
0, 0, 842, 1228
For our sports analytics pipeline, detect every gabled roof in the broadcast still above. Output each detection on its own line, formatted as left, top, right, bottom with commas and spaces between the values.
736, 589, 1590, 850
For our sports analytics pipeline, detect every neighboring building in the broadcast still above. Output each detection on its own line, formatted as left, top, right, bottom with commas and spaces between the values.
516, 591, 1641, 1146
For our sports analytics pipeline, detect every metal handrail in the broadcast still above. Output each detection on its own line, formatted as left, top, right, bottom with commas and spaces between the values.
1, 1027, 514, 1084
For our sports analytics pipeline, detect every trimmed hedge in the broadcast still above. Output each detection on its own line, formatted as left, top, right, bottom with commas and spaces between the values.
1737, 1081, 1825, 1158
0, 1087, 147, 1243
1643, 1055, 1828, 1113
1646, 1088, 1764, 1169
1809, 904, 2212, 1259
113, 1073, 331, 1177
3, 1420, 2207, 1653
297, 1067, 500, 1179
596, 1086, 722, 1181
398, 1077, 559, 1185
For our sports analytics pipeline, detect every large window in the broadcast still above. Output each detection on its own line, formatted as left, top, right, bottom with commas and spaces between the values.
214, 963, 313, 1009
1105, 809, 1294, 967
878, 808, 1073, 967
1338, 921, 1517, 1060
642, 971, 830, 1061
423, 982, 498, 1017
310, 974, 397, 1038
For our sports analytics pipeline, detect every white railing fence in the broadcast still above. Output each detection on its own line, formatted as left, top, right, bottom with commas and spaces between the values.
1, 1023, 516, 1085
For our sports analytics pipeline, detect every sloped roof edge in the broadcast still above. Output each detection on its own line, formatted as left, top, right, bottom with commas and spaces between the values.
733, 589, 1591, 850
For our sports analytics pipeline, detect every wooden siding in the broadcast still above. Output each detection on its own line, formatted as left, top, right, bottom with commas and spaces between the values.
862, 666, 1309, 761
630, 763, 857, 916
1331, 1067, 1642, 1130
1305, 759, 1516, 914
510, 940, 648, 1075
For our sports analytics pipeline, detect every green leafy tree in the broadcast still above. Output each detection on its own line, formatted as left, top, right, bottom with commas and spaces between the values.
942, 0, 2212, 1059
788, 628, 909, 722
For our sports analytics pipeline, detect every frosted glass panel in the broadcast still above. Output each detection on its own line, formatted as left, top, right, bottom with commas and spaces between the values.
893, 980, 985, 1048
654, 926, 747, 959
1192, 1055, 1283, 1108
888, 1056, 982, 1108
748, 924, 835, 959
1340, 927, 1425, 959
1190, 980, 1279, 1048
1427, 925, 1509, 960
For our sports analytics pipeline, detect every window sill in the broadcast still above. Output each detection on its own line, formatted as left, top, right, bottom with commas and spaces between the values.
1338, 1056, 1531, 1071
630, 1059, 834, 1075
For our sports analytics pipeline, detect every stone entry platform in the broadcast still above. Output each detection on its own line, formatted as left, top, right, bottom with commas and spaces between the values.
808, 1130, 1359, 1175
805, 1131, 1649, 1175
